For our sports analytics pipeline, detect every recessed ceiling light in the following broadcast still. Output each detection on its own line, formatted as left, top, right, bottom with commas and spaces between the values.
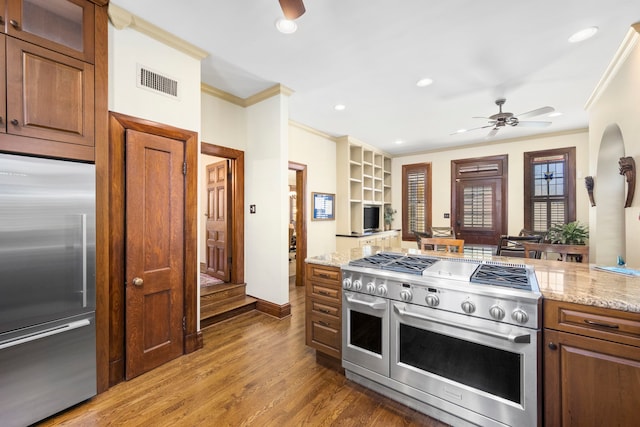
568, 27, 598, 43
416, 78, 434, 87
334, 104, 346, 111
394, 139, 404, 145
548, 112, 563, 117
275, 18, 297, 34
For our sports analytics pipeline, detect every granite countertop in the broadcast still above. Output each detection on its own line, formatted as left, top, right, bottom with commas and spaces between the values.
306, 247, 640, 314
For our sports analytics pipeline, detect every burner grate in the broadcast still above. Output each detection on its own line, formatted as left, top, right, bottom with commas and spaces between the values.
382, 256, 438, 275
348, 252, 405, 269
470, 264, 531, 290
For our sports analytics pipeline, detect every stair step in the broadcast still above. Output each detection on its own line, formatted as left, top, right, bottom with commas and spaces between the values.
200, 295, 257, 328
200, 283, 246, 303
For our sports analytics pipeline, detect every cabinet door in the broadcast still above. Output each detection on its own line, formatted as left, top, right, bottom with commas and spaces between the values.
6, 0, 94, 63
544, 329, 640, 427
6, 37, 94, 147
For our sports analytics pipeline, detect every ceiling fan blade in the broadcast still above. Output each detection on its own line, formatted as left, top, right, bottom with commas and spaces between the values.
486, 127, 499, 138
279, 0, 306, 19
449, 124, 495, 135
515, 106, 555, 119
515, 120, 552, 128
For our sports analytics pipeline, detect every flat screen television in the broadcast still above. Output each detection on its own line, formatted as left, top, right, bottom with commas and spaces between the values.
363, 205, 380, 232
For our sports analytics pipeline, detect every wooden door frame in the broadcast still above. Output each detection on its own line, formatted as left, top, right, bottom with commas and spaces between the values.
289, 161, 307, 287
201, 142, 244, 285
106, 112, 201, 387
451, 155, 508, 245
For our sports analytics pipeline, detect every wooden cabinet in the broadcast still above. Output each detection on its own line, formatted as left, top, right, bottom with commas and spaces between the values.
336, 136, 392, 235
305, 263, 342, 363
543, 299, 640, 427
0, 0, 97, 161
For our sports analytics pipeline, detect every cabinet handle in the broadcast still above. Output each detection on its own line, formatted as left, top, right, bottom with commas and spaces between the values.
319, 308, 331, 314
10, 119, 19, 126
548, 342, 557, 350
318, 273, 330, 279
584, 319, 619, 329
318, 290, 330, 296
318, 321, 329, 327
0, 17, 4, 25
9, 19, 19, 29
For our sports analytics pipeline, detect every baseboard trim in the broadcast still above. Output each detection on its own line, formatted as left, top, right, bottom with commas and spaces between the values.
255, 298, 291, 319
185, 329, 203, 353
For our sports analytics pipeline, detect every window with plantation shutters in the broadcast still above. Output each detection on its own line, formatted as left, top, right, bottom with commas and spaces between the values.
402, 163, 431, 241
524, 148, 576, 234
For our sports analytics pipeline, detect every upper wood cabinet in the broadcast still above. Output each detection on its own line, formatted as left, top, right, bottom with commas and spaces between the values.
5, 0, 95, 63
6, 37, 94, 146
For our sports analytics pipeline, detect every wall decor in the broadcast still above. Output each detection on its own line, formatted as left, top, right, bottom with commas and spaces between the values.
312, 192, 335, 220
619, 156, 636, 208
584, 176, 595, 207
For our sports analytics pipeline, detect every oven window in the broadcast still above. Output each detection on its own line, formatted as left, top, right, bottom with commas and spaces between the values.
399, 324, 521, 403
349, 311, 382, 355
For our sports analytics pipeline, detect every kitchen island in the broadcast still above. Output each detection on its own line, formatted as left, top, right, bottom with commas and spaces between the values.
305, 246, 640, 427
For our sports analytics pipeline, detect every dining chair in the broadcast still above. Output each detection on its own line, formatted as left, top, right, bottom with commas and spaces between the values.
430, 227, 455, 238
413, 230, 432, 249
420, 237, 465, 253
496, 235, 543, 257
521, 242, 589, 263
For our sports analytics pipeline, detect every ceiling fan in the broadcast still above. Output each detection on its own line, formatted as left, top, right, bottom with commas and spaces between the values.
279, 0, 306, 19
455, 98, 555, 138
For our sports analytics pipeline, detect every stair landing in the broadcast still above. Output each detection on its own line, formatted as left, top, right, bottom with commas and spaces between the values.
200, 282, 257, 329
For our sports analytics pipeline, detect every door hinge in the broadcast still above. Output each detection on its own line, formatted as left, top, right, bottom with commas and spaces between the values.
183, 162, 187, 175
182, 316, 186, 331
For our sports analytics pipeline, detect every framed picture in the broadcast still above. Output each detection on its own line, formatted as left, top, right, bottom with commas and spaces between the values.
312, 192, 335, 221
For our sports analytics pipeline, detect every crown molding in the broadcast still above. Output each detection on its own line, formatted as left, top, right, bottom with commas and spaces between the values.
585, 23, 640, 110
108, 4, 208, 60
201, 83, 246, 107
244, 84, 294, 107
289, 120, 338, 142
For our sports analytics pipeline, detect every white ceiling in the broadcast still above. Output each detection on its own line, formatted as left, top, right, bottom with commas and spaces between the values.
111, 0, 639, 155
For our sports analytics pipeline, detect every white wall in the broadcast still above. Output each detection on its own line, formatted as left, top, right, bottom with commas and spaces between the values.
391, 130, 590, 248
109, 26, 201, 133
201, 93, 247, 150
288, 125, 338, 257
587, 26, 640, 267
244, 95, 290, 305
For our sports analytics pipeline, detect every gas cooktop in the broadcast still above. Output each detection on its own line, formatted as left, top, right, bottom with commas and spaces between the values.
347, 252, 535, 292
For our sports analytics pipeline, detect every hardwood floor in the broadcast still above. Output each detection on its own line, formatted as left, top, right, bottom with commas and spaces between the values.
39, 278, 448, 426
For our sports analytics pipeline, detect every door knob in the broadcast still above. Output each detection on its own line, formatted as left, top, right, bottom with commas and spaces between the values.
132, 277, 144, 287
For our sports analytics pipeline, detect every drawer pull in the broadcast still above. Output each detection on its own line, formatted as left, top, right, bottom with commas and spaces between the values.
318, 290, 331, 296
319, 308, 331, 314
318, 321, 329, 327
318, 273, 330, 279
584, 319, 619, 329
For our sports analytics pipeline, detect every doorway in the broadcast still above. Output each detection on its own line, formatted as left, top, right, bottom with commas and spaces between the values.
289, 162, 307, 287
106, 112, 200, 386
451, 155, 508, 245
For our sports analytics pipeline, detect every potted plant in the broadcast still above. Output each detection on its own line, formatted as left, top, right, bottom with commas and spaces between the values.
384, 206, 397, 231
547, 221, 589, 245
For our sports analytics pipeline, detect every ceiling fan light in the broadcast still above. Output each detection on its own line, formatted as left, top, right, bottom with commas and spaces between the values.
568, 27, 598, 43
548, 111, 563, 117
275, 18, 297, 34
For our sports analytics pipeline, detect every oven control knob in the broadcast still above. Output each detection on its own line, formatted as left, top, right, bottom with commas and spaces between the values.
461, 301, 475, 314
342, 277, 352, 289
512, 308, 529, 324
489, 305, 505, 320
377, 285, 388, 296
425, 294, 439, 307
354, 280, 363, 291
400, 289, 413, 302
366, 282, 377, 294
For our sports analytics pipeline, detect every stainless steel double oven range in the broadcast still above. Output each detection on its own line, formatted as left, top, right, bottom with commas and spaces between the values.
341, 252, 542, 427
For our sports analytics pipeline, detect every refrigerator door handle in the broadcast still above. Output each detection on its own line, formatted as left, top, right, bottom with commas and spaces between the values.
81, 213, 87, 308
0, 319, 91, 350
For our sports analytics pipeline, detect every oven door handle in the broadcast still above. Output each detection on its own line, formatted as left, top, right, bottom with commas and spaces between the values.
393, 304, 531, 344
345, 294, 388, 310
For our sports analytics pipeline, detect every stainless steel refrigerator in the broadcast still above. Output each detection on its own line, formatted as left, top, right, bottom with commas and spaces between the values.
0, 153, 96, 426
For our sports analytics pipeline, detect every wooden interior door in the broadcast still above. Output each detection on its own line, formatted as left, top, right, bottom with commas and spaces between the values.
125, 129, 185, 379
205, 160, 231, 282
451, 156, 507, 245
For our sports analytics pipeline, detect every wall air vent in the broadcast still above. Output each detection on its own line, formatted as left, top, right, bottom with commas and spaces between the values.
136, 64, 179, 99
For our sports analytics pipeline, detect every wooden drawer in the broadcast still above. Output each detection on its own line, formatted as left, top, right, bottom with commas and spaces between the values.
308, 282, 340, 301
308, 312, 341, 355
311, 300, 340, 318
307, 264, 340, 283
544, 299, 640, 347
